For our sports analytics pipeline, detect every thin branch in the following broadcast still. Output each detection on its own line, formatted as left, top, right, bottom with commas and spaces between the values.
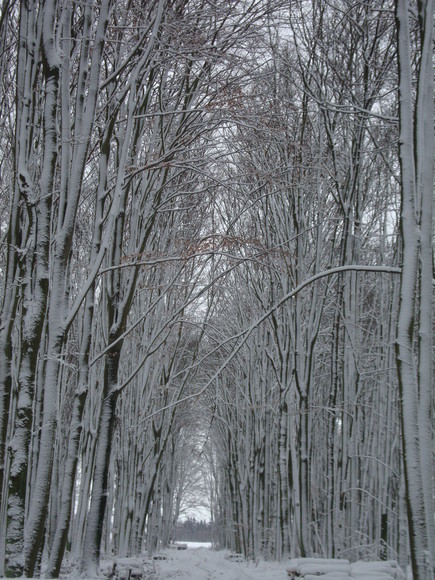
139, 264, 401, 422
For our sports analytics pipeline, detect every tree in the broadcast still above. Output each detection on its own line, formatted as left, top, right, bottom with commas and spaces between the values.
395, 0, 434, 578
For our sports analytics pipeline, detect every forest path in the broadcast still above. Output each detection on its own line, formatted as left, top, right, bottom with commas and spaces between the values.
154, 546, 289, 579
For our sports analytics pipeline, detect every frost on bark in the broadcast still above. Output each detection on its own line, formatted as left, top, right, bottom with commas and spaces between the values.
395, 0, 434, 578
22, 0, 108, 573
1, 1, 54, 575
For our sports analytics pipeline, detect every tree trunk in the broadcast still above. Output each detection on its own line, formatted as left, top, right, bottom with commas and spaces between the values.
395, 1, 434, 578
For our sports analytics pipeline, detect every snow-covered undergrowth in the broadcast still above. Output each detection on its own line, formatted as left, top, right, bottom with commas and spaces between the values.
287, 557, 406, 579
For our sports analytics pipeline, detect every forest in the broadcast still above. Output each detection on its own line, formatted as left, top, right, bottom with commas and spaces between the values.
0, 0, 433, 578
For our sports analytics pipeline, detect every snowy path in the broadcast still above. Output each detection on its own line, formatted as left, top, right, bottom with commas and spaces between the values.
154, 546, 289, 579
152, 546, 408, 580
89, 546, 409, 580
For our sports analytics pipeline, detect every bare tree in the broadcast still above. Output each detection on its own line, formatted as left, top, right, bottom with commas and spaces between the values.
395, 0, 434, 578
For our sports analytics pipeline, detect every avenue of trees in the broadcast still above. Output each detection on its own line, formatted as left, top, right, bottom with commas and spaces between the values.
0, 0, 433, 578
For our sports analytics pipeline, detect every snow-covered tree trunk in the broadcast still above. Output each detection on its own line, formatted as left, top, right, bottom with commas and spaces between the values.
81, 378, 120, 575
45, 34, 116, 572
395, 1, 434, 578
2, 2, 58, 574
22, 1, 112, 574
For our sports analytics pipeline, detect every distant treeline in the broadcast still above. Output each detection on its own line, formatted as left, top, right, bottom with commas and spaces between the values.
174, 518, 213, 542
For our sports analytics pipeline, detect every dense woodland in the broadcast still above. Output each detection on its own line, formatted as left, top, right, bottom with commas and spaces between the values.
174, 519, 212, 543
0, 0, 433, 578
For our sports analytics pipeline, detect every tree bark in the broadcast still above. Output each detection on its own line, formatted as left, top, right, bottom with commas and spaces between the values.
395, 1, 434, 578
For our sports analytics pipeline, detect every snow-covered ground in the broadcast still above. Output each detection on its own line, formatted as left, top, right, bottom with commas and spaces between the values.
12, 543, 408, 579
152, 543, 291, 579
146, 544, 409, 580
